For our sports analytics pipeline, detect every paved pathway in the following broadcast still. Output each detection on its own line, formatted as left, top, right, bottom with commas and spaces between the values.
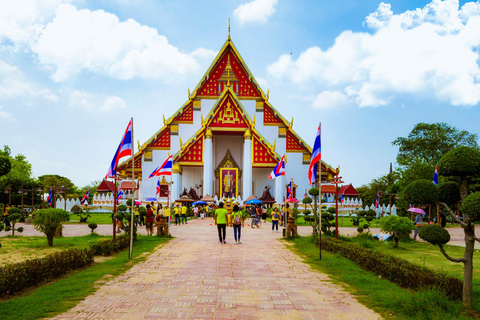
52, 219, 381, 320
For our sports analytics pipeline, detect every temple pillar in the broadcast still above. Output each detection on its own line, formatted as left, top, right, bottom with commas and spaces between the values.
275, 175, 284, 205
242, 129, 252, 198
172, 164, 182, 203
203, 129, 213, 196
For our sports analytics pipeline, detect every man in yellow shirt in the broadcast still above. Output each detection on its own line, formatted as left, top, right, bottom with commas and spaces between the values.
174, 204, 181, 225
181, 204, 188, 224
215, 202, 228, 244
271, 207, 280, 232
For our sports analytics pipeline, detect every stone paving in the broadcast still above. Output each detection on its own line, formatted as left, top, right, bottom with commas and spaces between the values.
52, 218, 382, 320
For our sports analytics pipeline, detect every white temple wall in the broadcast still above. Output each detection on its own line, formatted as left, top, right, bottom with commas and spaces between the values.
213, 135, 244, 169
181, 167, 203, 193
252, 167, 274, 198
285, 152, 310, 200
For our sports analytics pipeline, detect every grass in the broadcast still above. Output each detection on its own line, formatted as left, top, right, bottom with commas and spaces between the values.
286, 235, 479, 320
0, 235, 170, 320
0, 234, 110, 267
67, 213, 114, 224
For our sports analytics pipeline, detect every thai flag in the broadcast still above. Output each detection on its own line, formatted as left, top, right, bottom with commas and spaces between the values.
308, 124, 321, 185
116, 189, 123, 204
148, 155, 173, 179
375, 193, 379, 209
81, 189, 89, 205
340, 193, 345, 208
156, 180, 161, 196
433, 165, 439, 185
409, 204, 413, 208
47, 188, 52, 206
268, 155, 285, 180
105, 120, 133, 179
287, 180, 293, 198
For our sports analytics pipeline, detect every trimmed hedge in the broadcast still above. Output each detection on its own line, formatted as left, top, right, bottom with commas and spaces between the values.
89, 235, 130, 256
321, 237, 462, 299
0, 248, 93, 296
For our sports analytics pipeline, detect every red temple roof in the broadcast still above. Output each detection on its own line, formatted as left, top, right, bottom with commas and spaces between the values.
96, 180, 115, 193
338, 184, 359, 196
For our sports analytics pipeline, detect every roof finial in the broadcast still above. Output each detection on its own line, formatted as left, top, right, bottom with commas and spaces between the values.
228, 18, 231, 41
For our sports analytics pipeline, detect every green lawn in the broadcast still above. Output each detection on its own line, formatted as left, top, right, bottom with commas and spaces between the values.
0, 234, 111, 267
286, 235, 480, 320
67, 213, 113, 224
0, 235, 170, 320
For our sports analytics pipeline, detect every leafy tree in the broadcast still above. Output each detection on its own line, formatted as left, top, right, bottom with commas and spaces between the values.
378, 215, 414, 248
403, 179, 437, 205
33, 208, 70, 246
392, 122, 479, 167
0, 156, 11, 177
405, 146, 480, 309
88, 223, 98, 235
0, 146, 35, 206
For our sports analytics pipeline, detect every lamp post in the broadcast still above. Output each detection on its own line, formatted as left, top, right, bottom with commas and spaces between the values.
4, 185, 11, 205
18, 186, 26, 215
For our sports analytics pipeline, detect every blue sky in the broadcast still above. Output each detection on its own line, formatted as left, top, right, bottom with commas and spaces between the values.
1, 0, 479, 188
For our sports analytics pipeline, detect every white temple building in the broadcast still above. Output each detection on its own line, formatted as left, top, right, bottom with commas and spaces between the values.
117, 31, 337, 205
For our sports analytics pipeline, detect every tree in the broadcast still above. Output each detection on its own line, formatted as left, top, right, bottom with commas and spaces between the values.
392, 122, 479, 167
33, 208, 70, 246
7, 207, 23, 236
404, 146, 480, 309
378, 215, 414, 248
0, 156, 11, 177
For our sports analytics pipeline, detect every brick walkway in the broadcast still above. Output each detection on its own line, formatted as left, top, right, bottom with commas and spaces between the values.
53, 218, 381, 320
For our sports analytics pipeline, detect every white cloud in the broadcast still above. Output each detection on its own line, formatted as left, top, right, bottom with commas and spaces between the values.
69, 90, 127, 112
0, 0, 71, 47
268, 0, 480, 107
233, 0, 278, 24
256, 77, 269, 89
32, 5, 202, 82
313, 91, 349, 109
0, 106, 16, 122
0, 59, 58, 102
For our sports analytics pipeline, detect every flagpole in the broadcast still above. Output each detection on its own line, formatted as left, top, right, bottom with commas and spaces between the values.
129, 117, 135, 260
318, 123, 322, 260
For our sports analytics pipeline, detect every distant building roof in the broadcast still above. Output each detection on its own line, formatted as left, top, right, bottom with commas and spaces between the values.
120, 181, 138, 190
338, 184, 359, 196
321, 185, 336, 194
96, 180, 115, 193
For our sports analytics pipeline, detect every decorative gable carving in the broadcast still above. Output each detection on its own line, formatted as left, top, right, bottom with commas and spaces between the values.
174, 103, 193, 124
252, 136, 278, 167
209, 94, 248, 129
149, 127, 170, 150
263, 104, 283, 126
196, 48, 261, 98
286, 130, 308, 153
177, 136, 204, 165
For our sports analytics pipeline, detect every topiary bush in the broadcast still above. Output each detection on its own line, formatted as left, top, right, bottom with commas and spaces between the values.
437, 146, 480, 179
33, 208, 70, 246
403, 179, 437, 205
437, 182, 461, 208
88, 223, 98, 235
461, 192, 480, 221
419, 224, 450, 246
7, 211, 22, 236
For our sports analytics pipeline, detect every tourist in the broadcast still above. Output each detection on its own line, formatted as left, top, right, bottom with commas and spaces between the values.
232, 204, 243, 244
3, 206, 11, 228
174, 204, 181, 225
215, 202, 227, 244
249, 205, 257, 228
439, 208, 447, 228
150, 201, 157, 214
413, 212, 423, 240
271, 207, 280, 232
139, 206, 145, 226
145, 204, 154, 236
135, 205, 140, 226
193, 205, 199, 219
262, 205, 267, 222
200, 206, 205, 220
256, 205, 262, 222
181, 203, 188, 224
158, 204, 167, 223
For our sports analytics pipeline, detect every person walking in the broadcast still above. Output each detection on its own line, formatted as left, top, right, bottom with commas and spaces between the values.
232, 205, 244, 244
145, 204, 154, 236
271, 207, 280, 232
249, 204, 257, 228
174, 204, 181, 225
413, 212, 423, 240
181, 203, 188, 224
135, 205, 140, 227
439, 208, 447, 228
262, 205, 267, 222
193, 206, 199, 219
215, 202, 227, 244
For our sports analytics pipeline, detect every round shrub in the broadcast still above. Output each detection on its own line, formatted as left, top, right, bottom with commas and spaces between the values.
363, 223, 369, 229
403, 179, 437, 204
437, 182, 460, 207
437, 146, 480, 178
8, 207, 21, 214
70, 205, 82, 214
138, 206, 147, 217
357, 227, 364, 233
17, 227, 23, 233
418, 224, 450, 245
114, 212, 124, 220
88, 223, 98, 234
366, 216, 373, 222
302, 197, 312, 204
327, 207, 336, 214
461, 192, 480, 220
308, 188, 319, 197
117, 204, 127, 212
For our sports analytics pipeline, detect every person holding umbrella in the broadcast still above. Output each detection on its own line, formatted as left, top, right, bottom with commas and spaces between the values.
413, 210, 424, 240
